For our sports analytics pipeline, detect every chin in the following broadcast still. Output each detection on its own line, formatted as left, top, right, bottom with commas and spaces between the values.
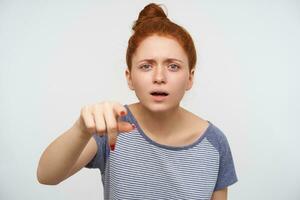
140, 101, 179, 113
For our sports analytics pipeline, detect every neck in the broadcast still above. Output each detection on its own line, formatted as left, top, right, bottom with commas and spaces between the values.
129, 102, 187, 138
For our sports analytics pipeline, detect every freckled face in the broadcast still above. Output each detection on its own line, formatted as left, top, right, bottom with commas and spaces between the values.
126, 35, 194, 112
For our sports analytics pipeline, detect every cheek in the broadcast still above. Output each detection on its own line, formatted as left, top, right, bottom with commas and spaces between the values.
132, 76, 150, 90
170, 74, 189, 87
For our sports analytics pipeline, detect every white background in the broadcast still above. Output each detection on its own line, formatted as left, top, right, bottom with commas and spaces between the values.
1, 0, 299, 199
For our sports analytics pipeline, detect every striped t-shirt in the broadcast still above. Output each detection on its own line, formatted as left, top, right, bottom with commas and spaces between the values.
85, 104, 238, 199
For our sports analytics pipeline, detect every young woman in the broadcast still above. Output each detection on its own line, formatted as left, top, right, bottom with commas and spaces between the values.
37, 3, 238, 200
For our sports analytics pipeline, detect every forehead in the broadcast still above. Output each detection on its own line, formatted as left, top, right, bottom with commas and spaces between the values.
132, 35, 188, 63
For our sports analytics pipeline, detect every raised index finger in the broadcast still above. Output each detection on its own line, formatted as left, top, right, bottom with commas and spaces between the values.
113, 102, 127, 117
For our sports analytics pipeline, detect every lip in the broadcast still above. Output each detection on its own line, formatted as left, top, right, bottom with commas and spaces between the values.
150, 93, 169, 102
151, 95, 168, 102
149, 90, 169, 95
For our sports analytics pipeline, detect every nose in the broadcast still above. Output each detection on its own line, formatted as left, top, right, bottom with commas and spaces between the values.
152, 66, 167, 84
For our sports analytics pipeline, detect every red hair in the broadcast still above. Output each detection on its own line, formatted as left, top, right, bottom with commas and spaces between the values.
126, 3, 197, 72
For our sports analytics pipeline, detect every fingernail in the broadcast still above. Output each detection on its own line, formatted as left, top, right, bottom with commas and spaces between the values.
120, 111, 125, 116
131, 124, 136, 129
110, 144, 115, 151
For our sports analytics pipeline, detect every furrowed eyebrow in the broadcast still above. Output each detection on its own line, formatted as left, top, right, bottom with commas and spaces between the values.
137, 58, 183, 64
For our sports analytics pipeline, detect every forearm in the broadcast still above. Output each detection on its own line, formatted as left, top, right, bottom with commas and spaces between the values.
37, 119, 91, 185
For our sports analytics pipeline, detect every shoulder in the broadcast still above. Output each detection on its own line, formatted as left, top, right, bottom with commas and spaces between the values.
205, 122, 231, 154
182, 108, 210, 132
207, 122, 227, 141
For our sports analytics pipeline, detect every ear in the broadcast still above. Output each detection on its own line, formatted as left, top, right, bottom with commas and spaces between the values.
186, 68, 195, 91
125, 68, 135, 90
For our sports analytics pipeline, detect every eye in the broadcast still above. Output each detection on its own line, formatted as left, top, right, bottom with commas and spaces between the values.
169, 63, 180, 71
139, 64, 152, 70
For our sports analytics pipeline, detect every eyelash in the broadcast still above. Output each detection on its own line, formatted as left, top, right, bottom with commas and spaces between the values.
139, 64, 180, 71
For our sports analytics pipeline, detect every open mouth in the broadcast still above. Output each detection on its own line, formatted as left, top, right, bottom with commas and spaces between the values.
150, 92, 169, 96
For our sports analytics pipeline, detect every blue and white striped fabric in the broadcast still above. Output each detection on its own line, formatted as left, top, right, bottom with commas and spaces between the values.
85, 104, 238, 200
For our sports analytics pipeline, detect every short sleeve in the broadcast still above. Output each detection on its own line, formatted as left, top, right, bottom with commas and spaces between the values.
85, 134, 109, 174
213, 131, 238, 191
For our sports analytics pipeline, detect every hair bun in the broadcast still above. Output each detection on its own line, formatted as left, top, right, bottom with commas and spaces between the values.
132, 3, 169, 31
